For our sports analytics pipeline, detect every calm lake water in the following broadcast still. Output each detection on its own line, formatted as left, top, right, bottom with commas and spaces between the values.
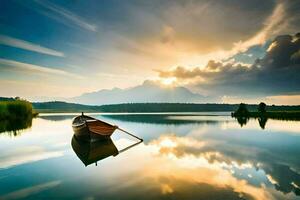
0, 113, 300, 200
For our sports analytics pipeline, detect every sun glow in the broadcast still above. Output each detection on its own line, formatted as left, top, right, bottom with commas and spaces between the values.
160, 77, 177, 86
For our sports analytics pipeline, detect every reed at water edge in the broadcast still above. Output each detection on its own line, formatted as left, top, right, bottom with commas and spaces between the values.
0, 100, 37, 120
0, 100, 38, 134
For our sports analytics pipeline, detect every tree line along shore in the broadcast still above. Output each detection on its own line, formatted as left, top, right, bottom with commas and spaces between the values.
1, 97, 300, 117
25, 100, 300, 113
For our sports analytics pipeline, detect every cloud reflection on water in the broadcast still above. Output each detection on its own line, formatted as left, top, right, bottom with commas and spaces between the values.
0, 146, 64, 169
146, 133, 300, 198
0, 181, 61, 200
0, 114, 300, 199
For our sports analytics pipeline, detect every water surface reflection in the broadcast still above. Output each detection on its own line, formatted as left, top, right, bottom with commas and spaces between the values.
0, 113, 299, 200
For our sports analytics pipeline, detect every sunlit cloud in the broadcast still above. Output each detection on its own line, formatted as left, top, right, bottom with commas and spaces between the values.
197, 1, 288, 63
157, 32, 300, 100
155, 1, 297, 86
232, 2, 287, 53
0, 58, 83, 79
0, 35, 64, 57
34, 0, 97, 32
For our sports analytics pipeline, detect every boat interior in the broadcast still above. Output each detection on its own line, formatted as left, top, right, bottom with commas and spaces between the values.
72, 115, 96, 126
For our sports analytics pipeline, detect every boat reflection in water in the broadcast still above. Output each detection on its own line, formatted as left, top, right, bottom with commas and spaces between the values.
71, 136, 118, 166
71, 136, 143, 166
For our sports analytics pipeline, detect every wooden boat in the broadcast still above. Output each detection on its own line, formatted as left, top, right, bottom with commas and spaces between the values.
72, 113, 143, 143
72, 113, 118, 141
71, 136, 118, 166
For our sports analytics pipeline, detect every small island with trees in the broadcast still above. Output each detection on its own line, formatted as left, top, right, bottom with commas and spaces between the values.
232, 102, 300, 128
232, 102, 300, 120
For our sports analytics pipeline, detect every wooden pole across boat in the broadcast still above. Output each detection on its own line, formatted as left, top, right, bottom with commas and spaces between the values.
116, 127, 143, 142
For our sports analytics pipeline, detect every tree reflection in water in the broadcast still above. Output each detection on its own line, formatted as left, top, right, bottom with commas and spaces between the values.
236, 117, 268, 129
258, 117, 268, 129
236, 116, 249, 127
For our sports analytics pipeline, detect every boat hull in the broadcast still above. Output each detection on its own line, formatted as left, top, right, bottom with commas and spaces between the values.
72, 115, 116, 141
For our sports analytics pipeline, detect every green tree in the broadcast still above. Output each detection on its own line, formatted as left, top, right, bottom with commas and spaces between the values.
258, 102, 267, 113
234, 103, 249, 116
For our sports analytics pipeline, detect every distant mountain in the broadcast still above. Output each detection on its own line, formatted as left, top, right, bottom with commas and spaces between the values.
68, 80, 207, 105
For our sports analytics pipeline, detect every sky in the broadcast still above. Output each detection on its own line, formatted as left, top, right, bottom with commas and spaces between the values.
0, 0, 300, 104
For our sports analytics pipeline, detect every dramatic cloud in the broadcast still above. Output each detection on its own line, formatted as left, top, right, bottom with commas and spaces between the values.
157, 0, 277, 53
0, 35, 64, 57
1, 0, 300, 101
103, 0, 300, 75
158, 33, 300, 96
